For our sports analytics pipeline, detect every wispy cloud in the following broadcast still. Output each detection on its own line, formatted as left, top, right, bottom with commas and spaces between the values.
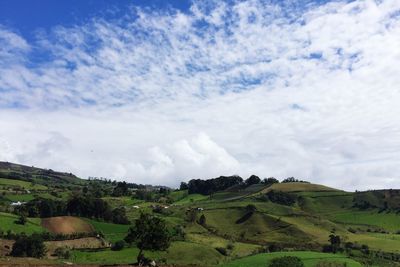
0, 0, 400, 189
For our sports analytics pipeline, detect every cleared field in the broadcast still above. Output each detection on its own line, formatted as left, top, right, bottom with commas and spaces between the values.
0, 212, 45, 234
262, 182, 339, 193
220, 251, 362, 267
45, 237, 106, 256
41, 216, 94, 234
86, 219, 131, 242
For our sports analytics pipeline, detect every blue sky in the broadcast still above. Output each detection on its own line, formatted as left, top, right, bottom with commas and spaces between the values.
0, 0, 191, 38
0, 0, 400, 190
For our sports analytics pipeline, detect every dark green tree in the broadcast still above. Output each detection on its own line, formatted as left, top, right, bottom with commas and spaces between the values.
245, 175, 261, 186
15, 214, 27, 225
198, 214, 206, 226
269, 256, 304, 267
11, 234, 46, 258
125, 213, 171, 263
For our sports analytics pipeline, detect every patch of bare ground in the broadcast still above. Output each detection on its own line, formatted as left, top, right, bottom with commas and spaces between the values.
41, 217, 94, 234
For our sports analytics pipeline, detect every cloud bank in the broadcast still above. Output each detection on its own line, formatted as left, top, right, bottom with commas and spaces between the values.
0, 0, 400, 190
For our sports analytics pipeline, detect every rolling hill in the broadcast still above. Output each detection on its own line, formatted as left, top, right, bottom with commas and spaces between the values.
1, 161, 400, 266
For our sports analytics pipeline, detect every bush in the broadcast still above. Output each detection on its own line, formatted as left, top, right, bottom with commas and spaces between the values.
111, 240, 125, 251
215, 247, 228, 256
265, 190, 296, 206
10, 234, 46, 258
54, 247, 71, 259
15, 215, 27, 225
269, 256, 304, 267
198, 214, 206, 226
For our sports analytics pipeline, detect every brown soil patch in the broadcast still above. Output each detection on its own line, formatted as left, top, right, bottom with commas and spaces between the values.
0, 239, 13, 257
41, 216, 94, 234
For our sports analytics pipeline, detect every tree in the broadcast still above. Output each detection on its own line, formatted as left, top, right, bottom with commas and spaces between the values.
269, 256, 304, 267
328, 234, 342, 253
111, 240, 125, 251
125, 213, 171, 264
262, 177, 279, 185
15, 215, 27, 225
11, 234, 46, 258
112, 207, 130, 224
198, 214, 206, 226
179, 182, 188, 190
245, 175, 261, 186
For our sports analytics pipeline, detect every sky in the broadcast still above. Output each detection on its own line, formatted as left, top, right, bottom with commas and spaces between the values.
0, 0, 400, 190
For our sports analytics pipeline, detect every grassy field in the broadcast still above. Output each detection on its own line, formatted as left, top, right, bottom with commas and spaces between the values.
0, 212, 45, 234
331, 210, 400, 232
220, 251, 362, 267
0, 178, 47, 190
71, 241, 224, 266
86, 219, 131, 243
169, 190, 188, 202
174, 193, 210, 204
262, 182, 340, 193
4, 193, 35, 202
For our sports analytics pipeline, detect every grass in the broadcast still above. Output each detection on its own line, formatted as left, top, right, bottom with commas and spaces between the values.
102, 196, 144, 208
71, 241, 224, 266
203, 208, 310, 244
261, 183, 339, 194
169, 190, 188, 202
220, 251, 362, 267
0, 177, 47, 190
0, 212, 45, 234
174, 193, 209, 204
4, 193, 35, 202
331, 210, 400, 232
85, 219, 131, 243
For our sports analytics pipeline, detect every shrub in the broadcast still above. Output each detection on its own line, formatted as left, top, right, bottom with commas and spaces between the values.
111, 240, 125, 251
198, 214, 206, 226
54, 247, 71, 259
15, 215, 27, 225
269, 256, 304, 267
215, 247, 228, 256
10, 234, 46, 258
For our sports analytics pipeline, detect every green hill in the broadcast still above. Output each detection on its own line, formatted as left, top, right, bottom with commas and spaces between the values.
1, 162, 400, 266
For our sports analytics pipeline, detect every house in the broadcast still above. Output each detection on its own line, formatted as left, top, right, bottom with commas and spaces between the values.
10, 201, 26, 206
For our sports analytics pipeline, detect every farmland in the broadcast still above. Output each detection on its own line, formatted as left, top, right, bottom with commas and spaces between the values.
1, 161, 400, 266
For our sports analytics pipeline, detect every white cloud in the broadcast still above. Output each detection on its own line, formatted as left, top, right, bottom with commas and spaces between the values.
0, 0, 400, 190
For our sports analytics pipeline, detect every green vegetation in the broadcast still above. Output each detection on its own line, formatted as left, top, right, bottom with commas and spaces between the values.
0, 212, 45, 234
1, 161, 400, 266
220, 252, 362, 267
86, 219, 131, 242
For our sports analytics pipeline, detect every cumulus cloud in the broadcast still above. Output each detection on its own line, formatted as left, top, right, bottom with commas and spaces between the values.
0, 0, 400, 189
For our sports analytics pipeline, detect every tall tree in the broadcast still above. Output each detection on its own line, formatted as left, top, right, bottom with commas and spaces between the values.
125, 213, 171, 264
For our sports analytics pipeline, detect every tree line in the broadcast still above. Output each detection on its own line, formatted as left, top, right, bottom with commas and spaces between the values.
14, 195, 129, 224
181, 174, 307, 195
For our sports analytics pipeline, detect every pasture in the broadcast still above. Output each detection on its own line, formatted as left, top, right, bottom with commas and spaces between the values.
220, 251, 362, 267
